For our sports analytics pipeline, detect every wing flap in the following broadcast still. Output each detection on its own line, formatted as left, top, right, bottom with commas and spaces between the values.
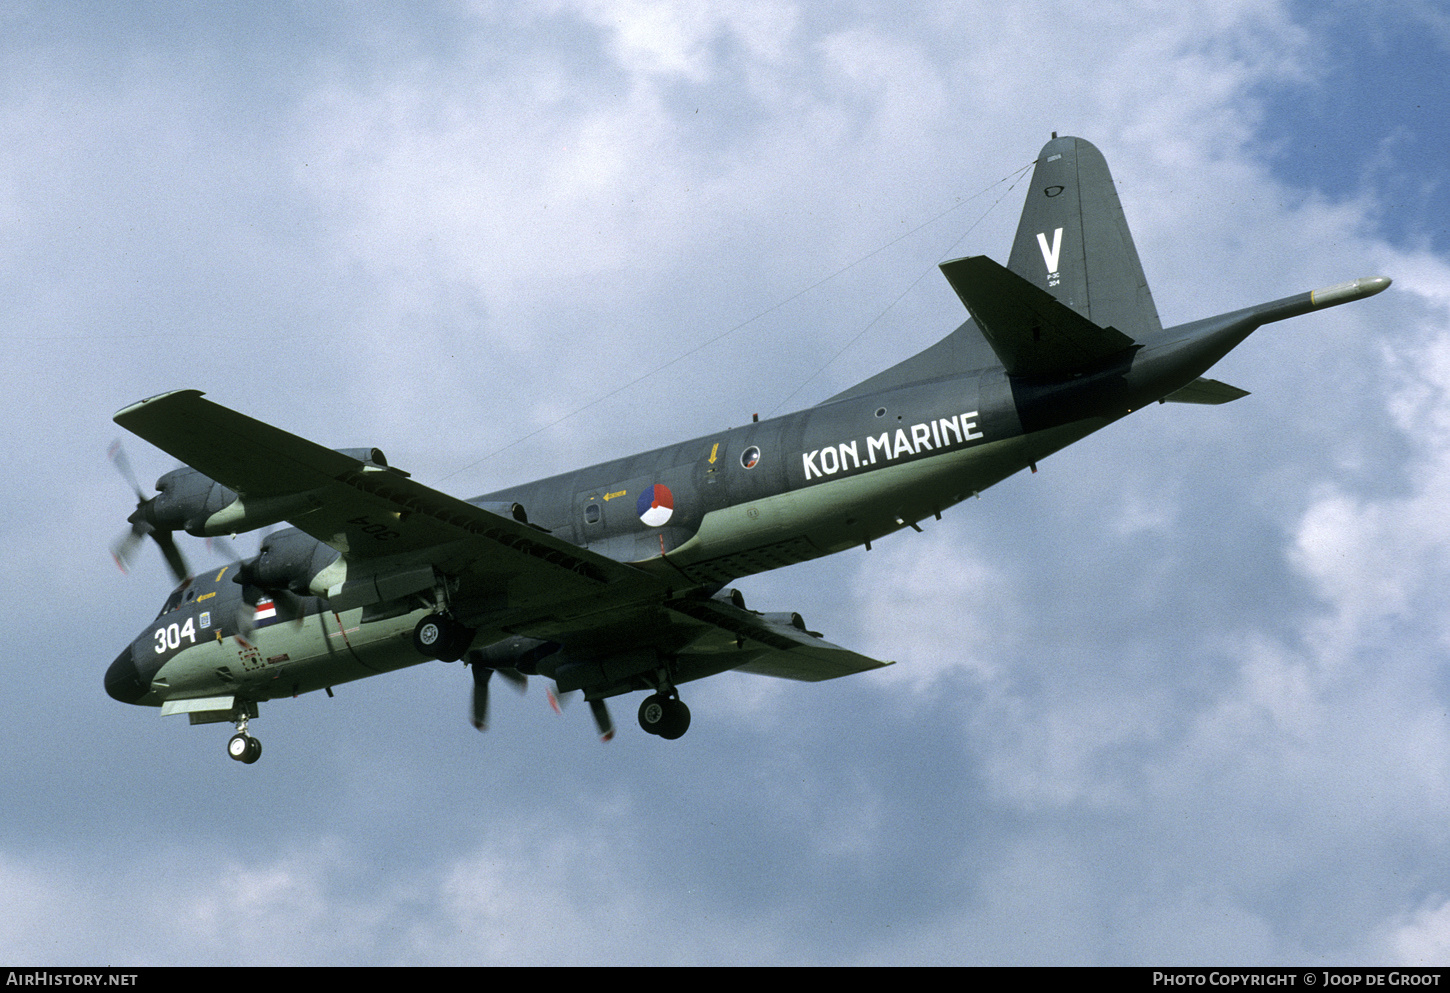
668, 597, 892, 682
939, 255, 1136, 379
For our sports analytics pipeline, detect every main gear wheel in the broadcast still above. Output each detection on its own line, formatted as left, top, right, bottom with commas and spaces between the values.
637, 693, 691, 739
413, 613, 475, 662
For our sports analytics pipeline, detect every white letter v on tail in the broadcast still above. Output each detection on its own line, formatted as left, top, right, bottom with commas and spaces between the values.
1037, 227, 1063, 273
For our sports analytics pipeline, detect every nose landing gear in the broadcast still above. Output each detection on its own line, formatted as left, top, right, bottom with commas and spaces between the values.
227, 714, 262, 764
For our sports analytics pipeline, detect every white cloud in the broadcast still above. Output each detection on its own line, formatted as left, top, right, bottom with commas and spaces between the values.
1288, 260, 1450, 664
852, 523, 1020, 692
1379, 895, 1450, 966
566, 0, 798, 82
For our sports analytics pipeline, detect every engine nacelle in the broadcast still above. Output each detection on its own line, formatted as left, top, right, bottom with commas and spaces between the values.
138, 448, 391, 537
143, 467, 238, 535
472, 635, 561, 674
240, 528, 340, 596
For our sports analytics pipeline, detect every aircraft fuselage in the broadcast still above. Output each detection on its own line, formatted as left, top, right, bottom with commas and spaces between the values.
104, 134, 1391, 755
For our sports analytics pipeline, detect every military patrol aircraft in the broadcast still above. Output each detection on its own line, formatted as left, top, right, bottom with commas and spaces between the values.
105, 135, 1390, 763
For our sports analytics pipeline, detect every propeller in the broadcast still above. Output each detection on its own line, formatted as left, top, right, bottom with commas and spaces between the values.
547, 684, 569, 715
230, 531, 310, 646
545, 685, 615, 742
466, 653, 528, 730
109, 441, 190, 584
589, 699, 616, 742
232, 584, 309, 648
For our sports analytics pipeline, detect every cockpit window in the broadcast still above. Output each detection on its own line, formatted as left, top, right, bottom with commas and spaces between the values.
156, 581, 192, 618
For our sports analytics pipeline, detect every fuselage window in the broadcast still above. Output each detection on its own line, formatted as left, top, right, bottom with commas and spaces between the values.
740, 446, 760, 469
584, 503, 601, 524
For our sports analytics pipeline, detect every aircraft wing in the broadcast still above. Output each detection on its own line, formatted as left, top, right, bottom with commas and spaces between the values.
114, 390, 660, 612
1161, 377, 1250, 404
939, 254, 1136, 378
667, 596, 893, 682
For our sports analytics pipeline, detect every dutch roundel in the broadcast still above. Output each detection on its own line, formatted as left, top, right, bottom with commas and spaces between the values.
636, 484, 674, 527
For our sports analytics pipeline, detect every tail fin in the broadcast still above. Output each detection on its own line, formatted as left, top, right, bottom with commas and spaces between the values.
1006, 135, 1162, 341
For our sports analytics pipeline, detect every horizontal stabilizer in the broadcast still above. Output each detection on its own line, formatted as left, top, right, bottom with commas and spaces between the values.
939, 255, 1136, 379
1162, 378, 1250, 405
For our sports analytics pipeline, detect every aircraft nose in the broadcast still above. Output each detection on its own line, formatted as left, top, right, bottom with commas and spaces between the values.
105, 644, 146, 704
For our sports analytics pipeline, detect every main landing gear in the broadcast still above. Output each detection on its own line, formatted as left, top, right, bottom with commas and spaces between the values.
227, 714, 262, 764
637, 692, 691, 740
413, 613, 475, 662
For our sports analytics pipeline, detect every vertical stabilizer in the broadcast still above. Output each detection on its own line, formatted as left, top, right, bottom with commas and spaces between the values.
1007, 136, 1162, 341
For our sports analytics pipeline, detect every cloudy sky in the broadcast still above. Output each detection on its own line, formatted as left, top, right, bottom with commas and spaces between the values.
3, 0, 1448, 966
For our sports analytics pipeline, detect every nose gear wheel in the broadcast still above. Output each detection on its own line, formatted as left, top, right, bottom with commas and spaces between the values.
227, 732, 261, 763
227, 711, 262, 763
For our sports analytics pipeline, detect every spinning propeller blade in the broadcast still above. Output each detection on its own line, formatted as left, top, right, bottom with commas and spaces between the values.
465, 651, 528, 731
221, 529, 310, 646
543, 684, 613, 742
109, 441, 190, 584
589, 698, 615, 742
